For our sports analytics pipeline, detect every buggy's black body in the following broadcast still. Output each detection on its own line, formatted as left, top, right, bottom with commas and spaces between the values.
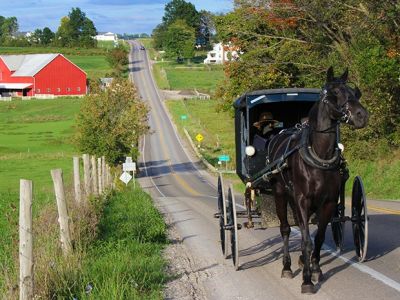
215, 88, 369, 270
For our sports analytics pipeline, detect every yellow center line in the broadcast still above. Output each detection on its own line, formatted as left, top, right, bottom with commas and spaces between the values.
367, 205, 400, 215
138, 58, 200, 197
345, 202, 400, 215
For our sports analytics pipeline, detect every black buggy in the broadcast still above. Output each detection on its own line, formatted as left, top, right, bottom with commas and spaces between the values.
215, 88, 368, 270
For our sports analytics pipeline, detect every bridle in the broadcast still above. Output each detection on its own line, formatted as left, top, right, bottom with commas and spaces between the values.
312, 82, 355, 133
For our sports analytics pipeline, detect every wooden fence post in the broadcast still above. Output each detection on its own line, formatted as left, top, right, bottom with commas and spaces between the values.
73, 156, 82, 203
82, 154, 91, 196
102, 156, 106, 189
97, 157, 103, 194
19, 179, 34, 300
51, 169, 72, 255
91, 156, 98, 196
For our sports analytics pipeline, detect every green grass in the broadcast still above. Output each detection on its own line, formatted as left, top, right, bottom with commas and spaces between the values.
0, 98, 81, 191
67, 55, 111, 79
165, 65, 224, 93
0, 98, 81, 291
140, 38, 224, 94
166, 99, 235, 170
67, 186, 168, 299
97, 40, 116, 50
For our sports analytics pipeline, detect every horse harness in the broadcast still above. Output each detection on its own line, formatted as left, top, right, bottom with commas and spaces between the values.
249, 89, 349, 190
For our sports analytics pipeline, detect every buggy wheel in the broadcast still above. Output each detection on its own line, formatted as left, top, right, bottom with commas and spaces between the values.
332, 183, 345, 251
352, 176, 368, 262
227, 184, 239, 270
217, 174, 228, 258
331, 209, 345, 251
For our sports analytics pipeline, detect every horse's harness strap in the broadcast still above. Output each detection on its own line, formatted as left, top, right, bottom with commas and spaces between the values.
298, 126, 341, 170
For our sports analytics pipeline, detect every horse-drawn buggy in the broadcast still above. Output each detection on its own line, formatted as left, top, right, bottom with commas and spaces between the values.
215, 67, 369, 293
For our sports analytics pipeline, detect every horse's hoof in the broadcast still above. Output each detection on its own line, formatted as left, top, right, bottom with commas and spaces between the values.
281, 269, 293, 279
301, 283, 316, 294
312, 271, 324, 282
298, 255, 304, 269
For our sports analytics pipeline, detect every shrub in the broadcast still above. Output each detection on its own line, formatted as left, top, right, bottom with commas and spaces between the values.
74, 78, 150, 164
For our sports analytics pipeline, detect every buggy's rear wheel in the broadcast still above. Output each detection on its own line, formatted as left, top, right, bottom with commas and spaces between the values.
217, 173, 228, 258
352, 176, 368, 262
227, 185, 239, 270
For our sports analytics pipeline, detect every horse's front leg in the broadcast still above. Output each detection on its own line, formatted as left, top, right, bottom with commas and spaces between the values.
296, 197, 315, 294
312, 200, 336, 282
274, 189, 293, 279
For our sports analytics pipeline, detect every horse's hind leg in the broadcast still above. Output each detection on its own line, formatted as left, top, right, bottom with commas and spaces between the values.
312, 200, 336, 282
274, 191, 293, 279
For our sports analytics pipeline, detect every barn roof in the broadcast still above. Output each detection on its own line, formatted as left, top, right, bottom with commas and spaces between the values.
0, 53, 58, 76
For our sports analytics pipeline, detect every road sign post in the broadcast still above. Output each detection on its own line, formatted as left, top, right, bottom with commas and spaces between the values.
195, 133, 204, 147
218, 155, 231, 171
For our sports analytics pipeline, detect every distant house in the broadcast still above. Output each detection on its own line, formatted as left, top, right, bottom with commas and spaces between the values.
204, 42, 241, 64
95, 32, 118, 42
0, 53, 87, 97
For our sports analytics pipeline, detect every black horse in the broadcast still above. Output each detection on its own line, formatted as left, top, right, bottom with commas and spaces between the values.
267, 67, 368, 294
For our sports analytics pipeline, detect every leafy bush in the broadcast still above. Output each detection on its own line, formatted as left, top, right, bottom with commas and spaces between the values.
74, 78, 150, 164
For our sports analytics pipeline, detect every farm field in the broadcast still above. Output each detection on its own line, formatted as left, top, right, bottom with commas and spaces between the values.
0, 98, 81, 290
154, 62, 224, 94
166, 99, 400, 200
67, 55, 110, 79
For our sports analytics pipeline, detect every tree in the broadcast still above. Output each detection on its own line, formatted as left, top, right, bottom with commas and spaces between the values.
164, 19, 195, 61
55, 7, 97, 48
152, 23, 168, 50
55, 16, 73, 47
163, 0, 200, 29
74, 79, 150, 164
41, 27, 55, 45
106, 44, 129, 76
0, 16, 18, 44
198, 10, 215, 47
215, 0, 400, 153
31, 29, 43, 45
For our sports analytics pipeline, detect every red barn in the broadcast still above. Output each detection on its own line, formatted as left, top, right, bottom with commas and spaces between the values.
0, 53, 87, 97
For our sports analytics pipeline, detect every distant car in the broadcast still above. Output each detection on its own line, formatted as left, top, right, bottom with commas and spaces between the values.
140, 46, 145, 50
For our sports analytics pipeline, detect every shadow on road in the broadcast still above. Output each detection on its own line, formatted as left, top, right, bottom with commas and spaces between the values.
138, 160, 198, 177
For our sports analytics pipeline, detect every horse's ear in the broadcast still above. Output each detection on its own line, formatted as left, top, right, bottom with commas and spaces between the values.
340, 68, 349, 82
355, 86, 362, 99
327, 66, 334, 82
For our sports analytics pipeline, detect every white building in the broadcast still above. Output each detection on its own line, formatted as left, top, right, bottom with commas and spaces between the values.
95, 32, 118, 42
204, 42, 240, 64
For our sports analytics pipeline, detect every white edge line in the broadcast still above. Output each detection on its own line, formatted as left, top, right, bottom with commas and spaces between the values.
289, 227, 400, 293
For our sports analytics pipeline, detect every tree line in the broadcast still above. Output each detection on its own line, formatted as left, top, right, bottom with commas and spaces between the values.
152, 0, 215, 62
214, 0, 400, 156
0, 8, 97, 48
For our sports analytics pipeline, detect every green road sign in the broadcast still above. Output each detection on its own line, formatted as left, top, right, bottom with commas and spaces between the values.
218, 155, 230, 162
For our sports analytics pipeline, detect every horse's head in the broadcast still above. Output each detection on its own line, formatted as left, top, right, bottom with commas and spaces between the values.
323, 67, 368, 129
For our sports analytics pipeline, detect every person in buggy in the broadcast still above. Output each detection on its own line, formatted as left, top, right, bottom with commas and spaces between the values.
252, 112, 279, 151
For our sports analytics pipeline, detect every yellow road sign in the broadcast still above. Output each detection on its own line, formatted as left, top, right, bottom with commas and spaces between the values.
195, 133, 204, 142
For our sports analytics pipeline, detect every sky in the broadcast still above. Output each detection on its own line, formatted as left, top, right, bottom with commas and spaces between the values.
0, 0, 233, 35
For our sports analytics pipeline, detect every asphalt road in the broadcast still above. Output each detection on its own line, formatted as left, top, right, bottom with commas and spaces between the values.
129, 40, 400, 299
